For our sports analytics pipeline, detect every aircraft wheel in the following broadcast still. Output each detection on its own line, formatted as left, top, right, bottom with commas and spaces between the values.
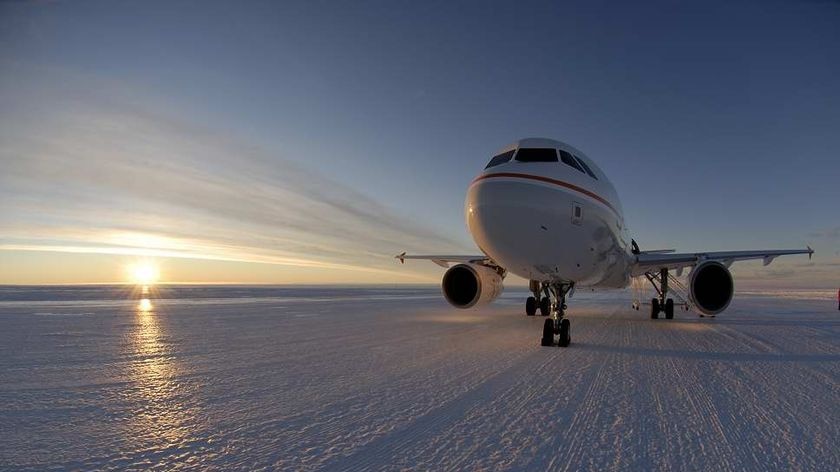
665, 298, 674, 319
540, 319, 554, 346
558, 319, 571, 347
539, 297, 550, 316
526, 296, 537, 316
651, 298, 660, 319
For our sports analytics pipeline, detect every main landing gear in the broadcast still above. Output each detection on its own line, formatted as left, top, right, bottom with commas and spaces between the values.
526, 296, 537, 316
525, 280, 551, 317
538, 282, 573, 347
647, 268, 675, 320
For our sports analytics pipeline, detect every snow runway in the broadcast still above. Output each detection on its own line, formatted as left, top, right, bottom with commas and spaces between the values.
0, 287, 837, 470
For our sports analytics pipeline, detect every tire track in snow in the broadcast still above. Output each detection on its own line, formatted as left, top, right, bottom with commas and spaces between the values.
440, 304, 623, 471
321, 305, 619, 471
321, 348, 549, 471
705, 319, 839, 470
544, 307, 625, 472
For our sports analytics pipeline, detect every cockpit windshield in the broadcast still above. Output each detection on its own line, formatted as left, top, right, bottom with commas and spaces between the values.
558, 150, 585, 173
574, 155, 598, 180
515, 148, 558, 162
485, 150, 515, 169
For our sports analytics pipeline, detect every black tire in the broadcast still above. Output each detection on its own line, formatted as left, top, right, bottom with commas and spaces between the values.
526, 296, 537, 316
651, 298, 660, 319
665, 298, 674, 319
541, 319, 554, 346
539, 297, 551, 316
540, 318, 554, 346
558, 319, 571, 347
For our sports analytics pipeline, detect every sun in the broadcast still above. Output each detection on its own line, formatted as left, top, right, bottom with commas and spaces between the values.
128, 261, 160, 285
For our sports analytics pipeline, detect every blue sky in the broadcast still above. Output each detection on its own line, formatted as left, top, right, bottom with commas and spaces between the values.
0, 0, 838, 286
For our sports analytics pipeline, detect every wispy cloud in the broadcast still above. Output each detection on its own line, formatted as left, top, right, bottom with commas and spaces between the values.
731, 255, 840, 289
808, 227, 840, 240
0, 65, 471, 280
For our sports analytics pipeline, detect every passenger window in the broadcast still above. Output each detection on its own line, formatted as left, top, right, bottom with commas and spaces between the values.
515, 148, 558, 162
485, 150, 515, 169
574, 155, 598, 180
559, 150, 585, 174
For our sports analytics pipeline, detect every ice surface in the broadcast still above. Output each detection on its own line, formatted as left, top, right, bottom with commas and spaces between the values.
0, 286, 838, 471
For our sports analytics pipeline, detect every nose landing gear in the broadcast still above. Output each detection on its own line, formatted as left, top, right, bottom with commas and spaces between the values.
539, 282, 573, 347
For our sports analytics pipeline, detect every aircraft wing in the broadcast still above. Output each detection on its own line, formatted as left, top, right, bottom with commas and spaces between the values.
395, 252, 493, 269
632, 247, 813, 276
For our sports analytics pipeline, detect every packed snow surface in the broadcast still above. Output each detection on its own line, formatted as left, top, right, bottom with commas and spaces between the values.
0, 285, 838, 471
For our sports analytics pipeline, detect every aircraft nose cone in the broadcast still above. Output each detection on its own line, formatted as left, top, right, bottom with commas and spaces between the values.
466, 177, 578, 277
465, 174, 616, 283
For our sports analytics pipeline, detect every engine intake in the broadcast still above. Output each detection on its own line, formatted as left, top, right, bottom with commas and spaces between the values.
442, 263, 503, 309
689, 261, 734, 315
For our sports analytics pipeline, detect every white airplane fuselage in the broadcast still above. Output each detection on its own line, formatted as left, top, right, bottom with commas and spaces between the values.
465, 138, 633, 288
399, 136, 812, 345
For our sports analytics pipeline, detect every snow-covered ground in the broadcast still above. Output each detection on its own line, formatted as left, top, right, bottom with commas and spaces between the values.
0, 286, 838, 471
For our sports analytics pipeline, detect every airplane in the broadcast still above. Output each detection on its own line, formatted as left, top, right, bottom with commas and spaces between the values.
397, 137, 813, 347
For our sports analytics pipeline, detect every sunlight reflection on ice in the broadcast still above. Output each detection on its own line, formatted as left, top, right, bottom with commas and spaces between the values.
125, 297, 196, 451
420, 314, 487, 324
138, 298, 153, 312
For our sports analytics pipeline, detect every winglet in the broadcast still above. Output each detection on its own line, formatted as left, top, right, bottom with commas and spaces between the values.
807, 245, 814, 260
396, 252, 406, 264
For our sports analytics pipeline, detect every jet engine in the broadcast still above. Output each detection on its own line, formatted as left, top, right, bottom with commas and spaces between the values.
441, 263, 504, 309
689, 261, 734, 315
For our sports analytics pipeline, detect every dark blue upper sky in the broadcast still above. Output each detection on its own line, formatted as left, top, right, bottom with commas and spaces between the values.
1, 0, 838, 285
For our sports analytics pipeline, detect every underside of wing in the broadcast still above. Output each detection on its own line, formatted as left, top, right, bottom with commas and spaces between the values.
395, 252, 494, 269
632, 247, 813, 276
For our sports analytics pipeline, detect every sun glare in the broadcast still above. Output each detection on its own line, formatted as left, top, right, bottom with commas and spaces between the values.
128, 261, 160, 285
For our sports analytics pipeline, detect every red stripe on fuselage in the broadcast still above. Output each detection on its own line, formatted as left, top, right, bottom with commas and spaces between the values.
471, 172, 621, 217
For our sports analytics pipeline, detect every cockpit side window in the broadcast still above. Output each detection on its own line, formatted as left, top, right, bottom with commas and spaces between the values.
515, 148, 558, 162
485, 150, 515, 169
574, 155, 598, 180
559, 150, 585, 174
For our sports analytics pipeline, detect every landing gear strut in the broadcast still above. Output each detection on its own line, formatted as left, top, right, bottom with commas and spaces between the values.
646, 268, 675, 320
540, 282, 573, 347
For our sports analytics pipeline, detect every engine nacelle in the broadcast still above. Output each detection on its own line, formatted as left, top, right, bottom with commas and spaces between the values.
441, 263, 504, 309
689, 261, 734, 315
